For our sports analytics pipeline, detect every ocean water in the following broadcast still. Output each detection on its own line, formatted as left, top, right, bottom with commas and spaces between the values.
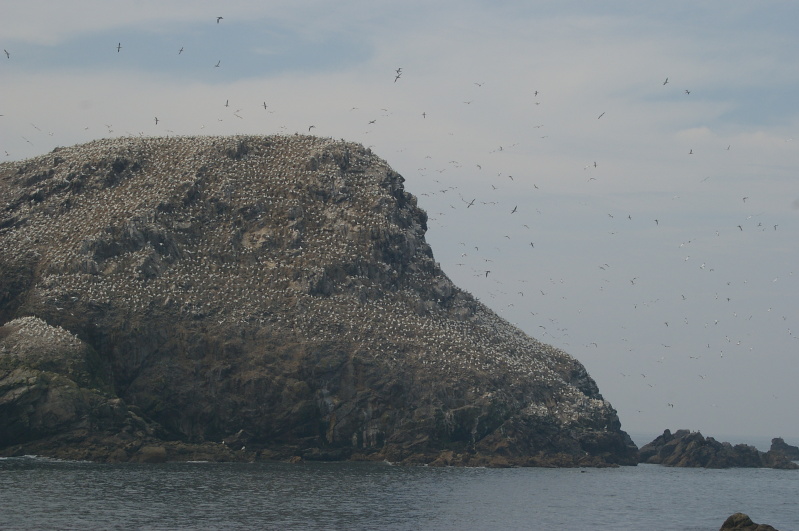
0, 457, 796, 530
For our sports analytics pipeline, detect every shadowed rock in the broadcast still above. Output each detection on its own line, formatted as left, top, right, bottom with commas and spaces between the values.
720, 512, 778, 531
0, 135, 637, 466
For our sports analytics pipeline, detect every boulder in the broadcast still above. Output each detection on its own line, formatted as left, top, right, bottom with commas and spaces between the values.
720, 512, 778, 531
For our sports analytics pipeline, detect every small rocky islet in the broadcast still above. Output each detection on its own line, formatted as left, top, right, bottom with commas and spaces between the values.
638, 429, 798, 469
0, 134, 638, 466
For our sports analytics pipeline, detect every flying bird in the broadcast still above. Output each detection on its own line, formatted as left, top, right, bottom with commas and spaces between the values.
217, 17, 223, 23
116, 43, 122, 52
215, 60, 221, 67
663, 77, 668, 85
308, 125, 316, 131
178, 47, 184, 54
394, 67, 402, 82
511, 206, 518, 213
597, 112, 605, 119
154, 117, 159, 125
3, 49, 9, 59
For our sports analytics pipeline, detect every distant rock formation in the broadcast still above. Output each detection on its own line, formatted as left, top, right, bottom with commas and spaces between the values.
0, 135, 637, 466
639, 429, 798, 469
769, 437, 799, 461
720, 512, 779, 531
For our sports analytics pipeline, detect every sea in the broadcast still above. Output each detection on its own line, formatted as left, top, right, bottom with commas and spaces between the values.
1, 453, 797, 530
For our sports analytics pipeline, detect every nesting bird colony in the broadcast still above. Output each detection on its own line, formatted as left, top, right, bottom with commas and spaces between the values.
0, 134, 612, 428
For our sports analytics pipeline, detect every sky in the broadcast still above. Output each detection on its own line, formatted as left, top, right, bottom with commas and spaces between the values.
2, 0, 798, 447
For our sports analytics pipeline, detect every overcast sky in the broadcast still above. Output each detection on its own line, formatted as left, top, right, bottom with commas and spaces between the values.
2, 0, 798, 447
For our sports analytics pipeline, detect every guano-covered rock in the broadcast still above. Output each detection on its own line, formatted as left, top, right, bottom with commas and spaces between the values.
0, 135, 637, 466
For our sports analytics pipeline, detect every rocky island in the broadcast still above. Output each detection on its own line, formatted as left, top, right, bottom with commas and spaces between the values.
0, 135, 638, 466
639, 429, 798, 469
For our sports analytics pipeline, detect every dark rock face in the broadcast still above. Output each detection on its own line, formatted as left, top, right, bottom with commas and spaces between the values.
720, 513, 779, 531
769, 437, 799, 460
639, 429, 798, 469
0, 135, 637, 466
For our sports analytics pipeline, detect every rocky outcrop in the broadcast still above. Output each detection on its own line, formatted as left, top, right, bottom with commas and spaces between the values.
720, 513, 779, 531
0, 317, 247, 462
0, 135, 637, 466
769, 437, 799, 461
639, 430, 798, 469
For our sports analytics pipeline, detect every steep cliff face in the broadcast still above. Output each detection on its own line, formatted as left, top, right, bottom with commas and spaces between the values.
0, 135, 637, 465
